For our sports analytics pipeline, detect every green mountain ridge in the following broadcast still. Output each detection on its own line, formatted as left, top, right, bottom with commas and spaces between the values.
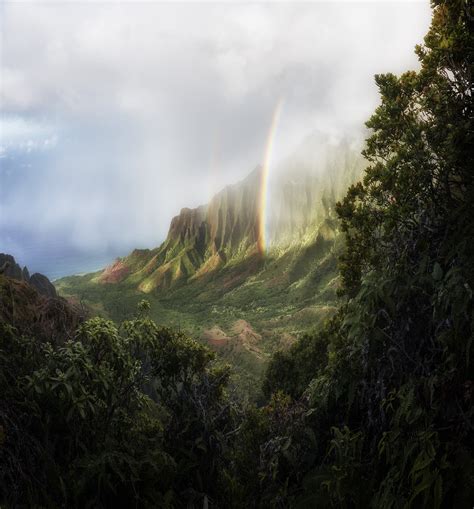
100, 165, 264, 293
56, 133, 365, 394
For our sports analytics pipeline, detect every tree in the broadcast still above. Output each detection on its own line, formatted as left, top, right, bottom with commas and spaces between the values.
255, 2, 474, 507
337, 0, 473, 297
0, 303, 234, 508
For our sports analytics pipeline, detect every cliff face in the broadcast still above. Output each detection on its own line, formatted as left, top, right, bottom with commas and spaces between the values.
267, 134, 365, 248
97, 133, 365, 293
161, 166, 261, 262
138, 169, 262, 292
205, 166, 260, 258
99, 168, 262, 292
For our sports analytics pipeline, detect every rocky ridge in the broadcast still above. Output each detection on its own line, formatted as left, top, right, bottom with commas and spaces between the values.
0, 253, 57, 298
95, 133, 365, 294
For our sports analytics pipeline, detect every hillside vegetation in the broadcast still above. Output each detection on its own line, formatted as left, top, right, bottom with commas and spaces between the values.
1, 1, 472, 507
57, 135, 364, 396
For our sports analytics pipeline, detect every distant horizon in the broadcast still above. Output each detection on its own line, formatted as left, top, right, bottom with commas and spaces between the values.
0, 1, 432, 278
4, 126, 366, 280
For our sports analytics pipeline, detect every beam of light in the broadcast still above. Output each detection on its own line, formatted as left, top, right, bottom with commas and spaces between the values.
257, 98, 283, 256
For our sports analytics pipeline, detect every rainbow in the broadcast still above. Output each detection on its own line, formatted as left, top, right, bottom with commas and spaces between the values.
257, 99, 283, 255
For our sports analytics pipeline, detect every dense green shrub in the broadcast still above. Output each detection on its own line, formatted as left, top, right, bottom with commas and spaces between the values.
0, 304, 233, 508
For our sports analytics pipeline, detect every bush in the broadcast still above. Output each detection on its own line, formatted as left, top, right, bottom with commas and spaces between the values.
0, 307, 233, 508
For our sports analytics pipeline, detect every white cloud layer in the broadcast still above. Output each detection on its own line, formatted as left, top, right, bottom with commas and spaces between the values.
0, 1, 432, 276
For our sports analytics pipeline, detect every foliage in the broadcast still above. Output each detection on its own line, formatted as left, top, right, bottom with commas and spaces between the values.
233, 1, 474, 507
0, 305, 233, 508
262, 323, 332, 399
336, 0, 473, 297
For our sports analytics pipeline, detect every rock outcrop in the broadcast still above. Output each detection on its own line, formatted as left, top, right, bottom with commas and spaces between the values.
0, 253, 57, 298
29, 273, 58, 299
0, 274, 82, 342
0, 255, 83, 342
0, 253, 25, 280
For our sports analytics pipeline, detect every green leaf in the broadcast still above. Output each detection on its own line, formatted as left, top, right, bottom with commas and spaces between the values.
432, 262, 443, 281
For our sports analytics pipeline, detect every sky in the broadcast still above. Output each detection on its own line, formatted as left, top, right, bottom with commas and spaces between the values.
0, 0, 432, 279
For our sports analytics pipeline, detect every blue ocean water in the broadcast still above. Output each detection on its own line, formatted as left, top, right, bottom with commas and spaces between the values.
0, 226, 128, 280
0, 147, 142, 280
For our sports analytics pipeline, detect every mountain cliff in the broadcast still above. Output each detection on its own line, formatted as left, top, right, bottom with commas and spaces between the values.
96, 167, 263, 292
91, 133, 365, 294
56, 132, 365, 396
267, 134, 364, 248
56, 131, 365, 349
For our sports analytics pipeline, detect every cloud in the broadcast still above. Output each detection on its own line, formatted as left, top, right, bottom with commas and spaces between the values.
0, 1, 432, 276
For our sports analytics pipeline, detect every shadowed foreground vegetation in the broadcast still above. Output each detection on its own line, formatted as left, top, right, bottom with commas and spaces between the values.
1, 1, 473, 507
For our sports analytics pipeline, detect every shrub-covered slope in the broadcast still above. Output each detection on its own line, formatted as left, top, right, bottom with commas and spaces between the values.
1, 2, 471, 507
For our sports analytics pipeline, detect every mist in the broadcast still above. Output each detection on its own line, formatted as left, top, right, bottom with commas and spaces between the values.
0, 1, 432, 278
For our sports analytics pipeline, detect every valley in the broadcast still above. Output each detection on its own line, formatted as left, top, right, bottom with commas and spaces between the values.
56, 134, 364, 395
2, 3, 471, 506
